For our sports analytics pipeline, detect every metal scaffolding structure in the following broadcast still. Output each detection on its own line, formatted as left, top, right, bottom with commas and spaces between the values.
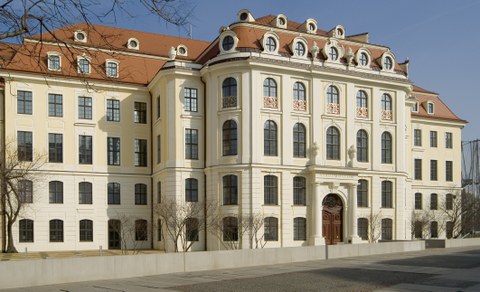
461, 139, 480, 235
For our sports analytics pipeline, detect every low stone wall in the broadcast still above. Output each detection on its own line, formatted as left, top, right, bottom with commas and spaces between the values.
426, 238, 480, 249
0, 241, 424, 289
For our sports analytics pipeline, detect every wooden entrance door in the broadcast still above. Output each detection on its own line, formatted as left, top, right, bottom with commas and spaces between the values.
322, 194, 343, 245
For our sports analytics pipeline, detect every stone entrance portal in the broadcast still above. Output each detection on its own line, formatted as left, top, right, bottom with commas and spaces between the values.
322, 194, 343, 245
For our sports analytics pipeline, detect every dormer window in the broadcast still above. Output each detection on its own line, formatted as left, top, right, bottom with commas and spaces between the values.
127, 38, 140, 50
77, 57, 90, 74
222, 36, 234, 50
427, 102, 434, 114
237, 9, 254, 22
266, 37, 277, 52
177, 45, 187, 56
329, 47, 338, 61
359, 52, 368, 66
295, 42, 305, 56
74, 31, 87, 42
412, 102, 419, 112
47, 53, 61, 71
106, 60, 118, 78
384, 56, 393, 70
275, 14, 287, 28
337, 28, 344, 37
262, 33, 280, 54
381, 52, 395, 72
220, 31, 238, 53
302, 18, 318, 34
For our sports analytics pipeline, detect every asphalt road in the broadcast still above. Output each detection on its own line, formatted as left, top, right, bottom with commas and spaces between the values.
2, 246, 480, 292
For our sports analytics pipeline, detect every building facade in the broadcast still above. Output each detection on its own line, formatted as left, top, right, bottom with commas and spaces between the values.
0, 10, 465, 252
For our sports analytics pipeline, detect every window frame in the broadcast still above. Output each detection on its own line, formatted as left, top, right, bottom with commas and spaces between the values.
19, 219, 34, 242
414, 129, 422, 147
134, 183, 148, 205
446, 161, 453, 182
17, 90, 33, 115
49, 219, 64, 242
381, 218, 393, 240
134, 101, 147, 124
356, 130, 368, 162
223, 175, 238, 205
184, 88, 198, 112
293, 176, 306, 206
381, 180, 393, 208
264, 175, 278, 205
264, 217, 278, 241
430, 160, 438, 181
326, 126, 340, 160
414, 159, 422, 180
430, 131, 438, 148
445, 132, 453, 149
415, 193, 422, 210
222, 120, 238, 156
78, 96, 93, 120
79, 181, 93, 204
106, 99, 120, 122
185, 178, 198, 202
135, 219, 148, 241
430, 193, 438, 210
264, 120, 278, 156
107, 182, 121, 205
357, 218, 368, 240
293, 123, 306, 158
222, 217, 239, 241
49, 181, 63, 204
47, 53, 61, 71
357, 179, 368, 208
134, 138, 147, 167
107, 137, 121, 166
48, 93, 63, 117
77, 57, 90, 74
381, 132, 392, 164
79, 219, 93, 242
18, 179, 33, 203
79, 135, 93, 164
293, 217, 306, 241
17, 131, 33, 161
185, 128, 199, 160
106, 60, 119, 78
186, 218, 199, 241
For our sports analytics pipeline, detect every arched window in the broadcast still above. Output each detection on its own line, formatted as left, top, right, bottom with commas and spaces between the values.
108, 182, 121, 205
326, 86, 340, 114
18, 179, 33, 203
381, 132, 392, 164
79, 182, 92, 204
326, 126, 340, 160
357, 218, 368, 240
293, 123, 306, 158
445, 193, 453, 210
293, 82, 306, 111
186, 218, 199, 241
264, 217, 278, 241
222, 120, 237, 156
79, 219, 93, 242
222, 77, 237, 108
223, 217, 238, 241
356, 90, 368, 118
263, 78, 277, 97
264, 175, 278, 205
356, 130, 368, 162
329, 46, 338, 61
293, 176, 306, 206
263, 78, 278, 109
185, 178, 198, 202
357, 179, 368, 207
381, 218, 392, 240
19, 219, 34, 242
223, 175, 238, 205
49, 219, 64, 242
381, 181, 393, 208
293, 217, 306, 241
381, 93, 392, 120
264, 120, 277, 156
49, 181, 63, 204
135, 219, 148, 241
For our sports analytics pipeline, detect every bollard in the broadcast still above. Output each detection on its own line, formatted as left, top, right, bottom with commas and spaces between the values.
24, 247, 27, 256
99, 245, 102, 256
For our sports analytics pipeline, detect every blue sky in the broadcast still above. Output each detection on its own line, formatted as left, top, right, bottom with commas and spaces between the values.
116, 0, 479, 140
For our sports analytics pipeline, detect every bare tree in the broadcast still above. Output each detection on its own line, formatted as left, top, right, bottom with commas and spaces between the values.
0, 0, 194, 41
208, 212, 266, 250
1, 140, 44, 253
461, 190, 480, 237
440, 193, 465, 238
368, 211, 382, 243
110, 213, 149, 255
154, 197, 213, 252
410, 210, 444, 239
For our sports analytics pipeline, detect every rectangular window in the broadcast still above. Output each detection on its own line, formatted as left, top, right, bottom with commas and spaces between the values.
430, 160, 438, 181
17, 90, 32, 114
78, 96, 92, 119
48, 93, 63, 117
19, 219, 34, 242
134, 102, 147, 124
106, 61, 118, 78
78, 58, 90, 74
135, 184, 147, 205
79, 220, 93, 242
184, 88, 198, 112
185, 178, 198, 202
156, 135, 161, 164
264, 175, 278, 205
49, 181, 63, 204
157, 219, 162, 241
48, 133, 63, 163
414, 193, 422, 210
157, 181, 161, 203
413, 129, 422, 147
414, 159, 422, 180
107, 137, 121, 166
134, 139, 147, 166
48, 54, 60, 71
106, 99, 120, 122
79, 182, 93, 204
445, 132, 453, 149
430, 193, 438, 210
108, 183, 121, 205
185, 129, 198, 160
156, 96, 161, 119
18, 180, 33, 203
446, 161, 453, 182
79, 135, 93, 164
17, 131, 33, 161
430, 131, 437, 147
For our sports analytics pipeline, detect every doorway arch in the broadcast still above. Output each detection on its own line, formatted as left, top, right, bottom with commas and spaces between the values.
322, 193, 343, 245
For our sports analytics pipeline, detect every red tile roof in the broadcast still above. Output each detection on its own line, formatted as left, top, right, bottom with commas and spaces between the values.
412, 86, 466, 123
